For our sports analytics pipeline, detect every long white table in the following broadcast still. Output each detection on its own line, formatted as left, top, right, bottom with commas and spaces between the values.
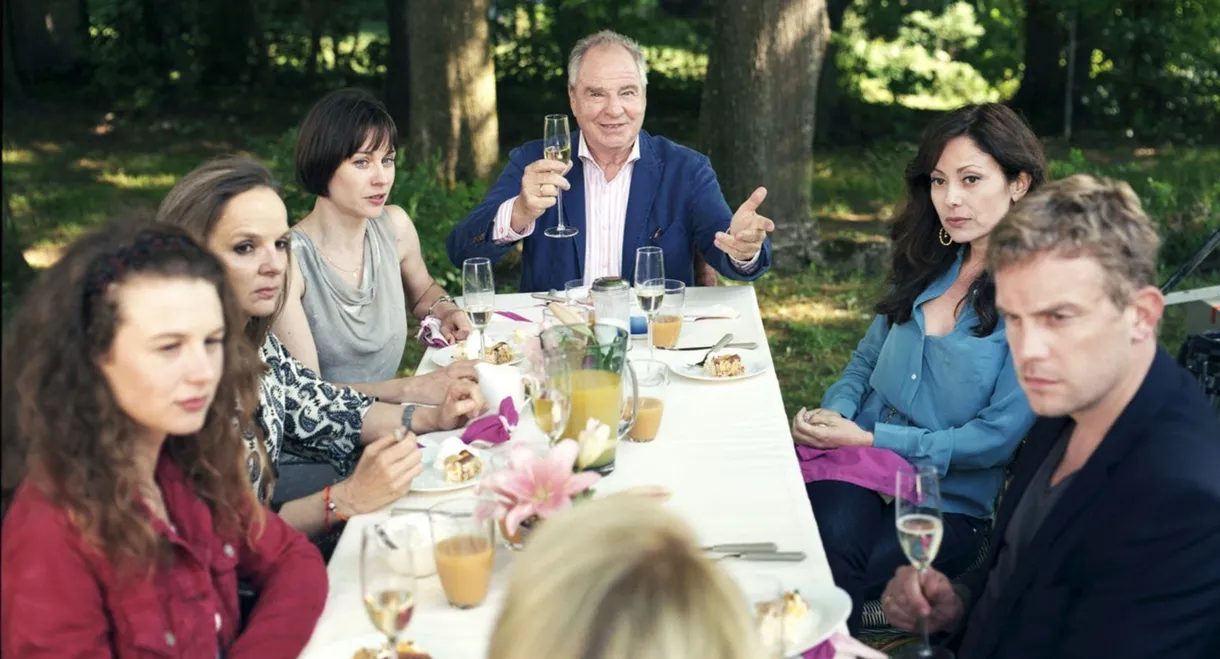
298, 287, 841, 658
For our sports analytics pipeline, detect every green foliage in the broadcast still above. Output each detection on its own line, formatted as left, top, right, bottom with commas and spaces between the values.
1075, 0, 1220, 141
1049, 147, 1220, 270
836, 0, 1020, 110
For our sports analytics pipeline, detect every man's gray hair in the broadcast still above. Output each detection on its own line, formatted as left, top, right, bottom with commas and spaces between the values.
568, 30, 648, 90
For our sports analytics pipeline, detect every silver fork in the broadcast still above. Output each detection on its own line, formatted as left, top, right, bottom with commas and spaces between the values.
696, 333, 734, 368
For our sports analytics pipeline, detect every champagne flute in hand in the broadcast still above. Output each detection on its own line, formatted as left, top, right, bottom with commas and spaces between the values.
634, 246, 665, 359
895, 465, 953, 659
462, 257, 495, 362
542, 114, 577, 238
361, 520, 417, 658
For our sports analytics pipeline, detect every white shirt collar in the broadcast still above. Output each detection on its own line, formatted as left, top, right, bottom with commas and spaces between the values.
578, 132, 641, 169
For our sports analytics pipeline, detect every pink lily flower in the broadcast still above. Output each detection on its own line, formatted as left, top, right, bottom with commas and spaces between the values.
476, 439, 600, 535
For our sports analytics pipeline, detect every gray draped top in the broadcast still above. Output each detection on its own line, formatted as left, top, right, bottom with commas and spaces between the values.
291, 212, 408, 383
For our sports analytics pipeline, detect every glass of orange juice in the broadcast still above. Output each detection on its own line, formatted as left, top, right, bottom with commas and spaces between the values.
428, 498, 496, 609
650, 279, 686, 349
625, 359, 668, 442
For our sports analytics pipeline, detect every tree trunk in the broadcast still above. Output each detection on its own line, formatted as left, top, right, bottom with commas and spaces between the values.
408, 0, 500, 186
385, 0, 410, 131
3, 0, 25, 101
1010, 0, 1065, 135
814, 0, 851, 144
7, 0, 89, 83
198, 0, 256, 86
701, 0, 829, 269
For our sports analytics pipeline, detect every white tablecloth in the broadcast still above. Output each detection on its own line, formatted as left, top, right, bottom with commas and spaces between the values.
298, 287, 846, 659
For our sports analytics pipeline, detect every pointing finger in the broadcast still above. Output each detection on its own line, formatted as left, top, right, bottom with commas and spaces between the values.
735, 186, 768, 215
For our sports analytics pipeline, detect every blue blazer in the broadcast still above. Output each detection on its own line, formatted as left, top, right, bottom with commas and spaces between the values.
952, 348, 1220, 659
445, 130, 772, 292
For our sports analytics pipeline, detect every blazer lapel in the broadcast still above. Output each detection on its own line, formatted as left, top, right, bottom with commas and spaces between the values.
619, 132, 663, 280
966, 352, 1172, 659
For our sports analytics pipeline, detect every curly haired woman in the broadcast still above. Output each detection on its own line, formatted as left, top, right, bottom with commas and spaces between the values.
1, 220, 327, 657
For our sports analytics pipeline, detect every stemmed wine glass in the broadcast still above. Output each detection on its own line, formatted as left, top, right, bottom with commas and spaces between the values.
634, 246, 666, 359
895, 465, 954, 659
361, 520, 417, 659
526, 353, 573, 445
462, 257, 495, 362
542, 114, 577, 238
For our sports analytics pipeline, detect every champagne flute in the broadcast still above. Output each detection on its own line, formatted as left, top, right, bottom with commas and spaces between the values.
361, 520, 417, 659
634, 246, 665, 360
527, 354, 572, 444
542, 114, 577, 239
462, 257, 495, 362
895, 465, 954, 659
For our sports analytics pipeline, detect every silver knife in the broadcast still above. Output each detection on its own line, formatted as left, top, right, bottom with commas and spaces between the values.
725, 551, 807, 562
701, 542, 778, 554
667, 342, 758, 351
530, 291, 568, 303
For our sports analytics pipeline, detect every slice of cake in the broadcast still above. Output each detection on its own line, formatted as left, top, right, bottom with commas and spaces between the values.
782, 590, 809, 620
484, 341, 514, 365
443, 449, 483, 483
703, 351, 746, 378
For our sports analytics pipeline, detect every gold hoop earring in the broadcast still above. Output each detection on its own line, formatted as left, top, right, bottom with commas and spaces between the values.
938, 227, 953, 246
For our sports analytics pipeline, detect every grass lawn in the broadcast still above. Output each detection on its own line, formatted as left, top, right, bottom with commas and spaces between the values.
3, 103, 1215, 422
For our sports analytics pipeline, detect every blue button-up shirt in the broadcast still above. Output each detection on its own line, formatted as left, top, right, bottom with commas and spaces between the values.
821, 253, 1034, 518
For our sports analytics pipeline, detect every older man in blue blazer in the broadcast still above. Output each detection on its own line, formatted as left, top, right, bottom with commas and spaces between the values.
879, 175, 1220, 659
446, 30, 775, 293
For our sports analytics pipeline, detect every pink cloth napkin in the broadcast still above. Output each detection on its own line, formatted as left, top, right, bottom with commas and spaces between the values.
495, 310, 531, 322
460, 396, 518, 445
797, 445, 919, 501
803, 632, 888, 658
416, 315, 451, 348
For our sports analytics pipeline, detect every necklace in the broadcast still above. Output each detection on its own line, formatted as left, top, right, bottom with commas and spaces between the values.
319, 248, 363, 277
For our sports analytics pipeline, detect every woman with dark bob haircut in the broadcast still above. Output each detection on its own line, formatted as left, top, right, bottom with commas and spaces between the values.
792, 103, 1046, 631
273, 87, 477, 398
1, 220, 326, 656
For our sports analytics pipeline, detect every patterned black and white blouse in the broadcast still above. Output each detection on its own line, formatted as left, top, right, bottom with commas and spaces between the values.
244, 333, 375, 502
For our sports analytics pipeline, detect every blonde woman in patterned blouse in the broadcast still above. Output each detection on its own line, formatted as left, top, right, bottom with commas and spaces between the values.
157, 157, 489, 539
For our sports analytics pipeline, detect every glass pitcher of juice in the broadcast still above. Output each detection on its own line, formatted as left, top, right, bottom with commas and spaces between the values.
539, 322, 638, 474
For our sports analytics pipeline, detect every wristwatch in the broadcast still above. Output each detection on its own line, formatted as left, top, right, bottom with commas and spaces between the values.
401, 403, 418, 433
426, 295, 456, 317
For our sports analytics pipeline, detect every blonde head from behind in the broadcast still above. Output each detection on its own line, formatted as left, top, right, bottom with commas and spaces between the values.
489, 496, 763, 659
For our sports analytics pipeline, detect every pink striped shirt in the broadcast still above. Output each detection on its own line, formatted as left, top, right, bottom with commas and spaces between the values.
493, 133, 757, 283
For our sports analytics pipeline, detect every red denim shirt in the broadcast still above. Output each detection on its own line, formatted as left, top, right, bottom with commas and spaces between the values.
1, 454, 328, 658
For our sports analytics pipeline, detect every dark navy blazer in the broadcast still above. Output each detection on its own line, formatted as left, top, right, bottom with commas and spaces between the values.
953, 347, 1220, 658
445, 130, 772, 293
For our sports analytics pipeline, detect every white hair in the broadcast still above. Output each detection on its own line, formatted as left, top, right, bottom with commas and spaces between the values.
567, 30, 648, 90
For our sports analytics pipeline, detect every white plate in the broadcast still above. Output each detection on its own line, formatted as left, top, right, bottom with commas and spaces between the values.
669, 352, 770, 382
784, 586, 853, 657
409, 443, 485, 493
430, 339, 525, 368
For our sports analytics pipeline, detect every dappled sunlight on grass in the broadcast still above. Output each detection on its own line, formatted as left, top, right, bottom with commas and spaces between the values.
97, 171, 178, 190
763, 298, 868, 325
2, 149, 35, 164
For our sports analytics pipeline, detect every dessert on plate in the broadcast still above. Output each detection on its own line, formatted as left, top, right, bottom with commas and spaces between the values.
432, 436, 484, 484
484, 341, 515, 365
703, 350, 746, 378
756, 590, 812, 650
444, 450, 482, 483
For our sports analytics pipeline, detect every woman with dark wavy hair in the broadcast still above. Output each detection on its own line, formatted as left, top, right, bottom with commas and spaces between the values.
1, 220, 326, 656
791, 103, 1045, 631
